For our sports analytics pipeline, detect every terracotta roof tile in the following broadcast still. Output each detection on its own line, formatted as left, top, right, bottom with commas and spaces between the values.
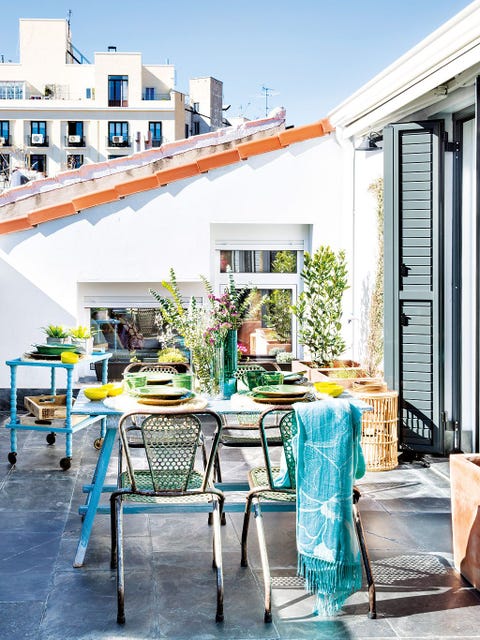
237, 136, 282, 159
29, 202, 76, 226
279, 121, 330, 146
115, 174, 160, 198
197, 149, 241, 172
0, 217, 32, 234
72, 188, 119, 211
156, 162, 200, 186
0, 117, 334, 235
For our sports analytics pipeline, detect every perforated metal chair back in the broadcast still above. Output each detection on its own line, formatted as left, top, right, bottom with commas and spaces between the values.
122, 414, 203, 493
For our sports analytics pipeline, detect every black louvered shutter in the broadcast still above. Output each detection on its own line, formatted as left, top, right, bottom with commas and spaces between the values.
384, 121, 444, 454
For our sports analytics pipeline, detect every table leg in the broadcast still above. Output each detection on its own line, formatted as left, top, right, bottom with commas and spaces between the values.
73, 426, 116, 567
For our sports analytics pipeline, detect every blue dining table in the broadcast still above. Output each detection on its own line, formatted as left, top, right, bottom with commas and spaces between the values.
71, 390, 286, 567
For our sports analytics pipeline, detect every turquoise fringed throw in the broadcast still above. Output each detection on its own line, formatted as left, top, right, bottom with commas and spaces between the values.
291, 399, 366, 616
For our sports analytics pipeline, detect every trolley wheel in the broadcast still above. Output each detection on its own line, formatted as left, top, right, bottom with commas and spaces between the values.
60, 457, 71, 471
46, 432, 56, 445
93, 437, 104, 450
7, 451, 17, 465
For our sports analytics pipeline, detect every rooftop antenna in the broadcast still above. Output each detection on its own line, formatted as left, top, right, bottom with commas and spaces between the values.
261, 86, 279, 116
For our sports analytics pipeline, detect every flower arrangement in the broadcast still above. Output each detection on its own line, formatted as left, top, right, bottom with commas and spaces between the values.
150, 268, 253, 394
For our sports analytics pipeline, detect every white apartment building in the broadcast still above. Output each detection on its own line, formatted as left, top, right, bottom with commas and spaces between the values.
0, 18, 224, 186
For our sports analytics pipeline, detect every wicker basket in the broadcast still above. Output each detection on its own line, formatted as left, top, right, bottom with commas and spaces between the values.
352, 390, 399, 471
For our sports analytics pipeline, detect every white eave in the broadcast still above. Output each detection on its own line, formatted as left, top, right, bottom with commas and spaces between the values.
329, 0, 480, 139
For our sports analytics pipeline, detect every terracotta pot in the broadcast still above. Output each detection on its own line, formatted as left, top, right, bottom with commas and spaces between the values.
450, 454, 480, 589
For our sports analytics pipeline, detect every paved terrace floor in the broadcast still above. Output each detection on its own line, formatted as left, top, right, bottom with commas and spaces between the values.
0, 413, 479, 640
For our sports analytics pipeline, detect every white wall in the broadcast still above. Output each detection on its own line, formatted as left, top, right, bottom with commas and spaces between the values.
0, 132, 372, 387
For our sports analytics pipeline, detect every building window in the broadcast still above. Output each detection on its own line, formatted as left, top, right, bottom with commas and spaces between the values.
145, 87, 155, 100
67, 154, 84, 169
185, 124, 189, 138
108, 121, 129, 147
66, 121, 84, 147
29, 154, 46, 173
108, 75, 128, 107
149, 121, 162, 147
0, 153, 9, 180
30, 121, 47, 146
193, 102, 199, 112
86, 87, 95, 99
220, 250, 297, 273
193, 121, 200, 136
0, 81, 23, 99
0, 121, 9, 145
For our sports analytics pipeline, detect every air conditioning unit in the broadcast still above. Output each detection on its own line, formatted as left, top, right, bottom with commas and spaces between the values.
68, 135, 81, 144
112, 135, 124, 144
0, 137, 5, 145
31, 133, 44, 144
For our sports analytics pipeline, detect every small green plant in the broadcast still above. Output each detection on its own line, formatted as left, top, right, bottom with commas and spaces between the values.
157, 347, 188, 363
291, 245, 349, 366
275, 351, 295, 364
42, 324, 70, 339
69, 325, 92, 339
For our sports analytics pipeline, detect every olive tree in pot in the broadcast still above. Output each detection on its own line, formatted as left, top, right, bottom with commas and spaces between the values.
291, 246, 364, 386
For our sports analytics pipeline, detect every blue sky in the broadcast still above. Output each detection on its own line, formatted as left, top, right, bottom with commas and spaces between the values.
1, 0, 475, 125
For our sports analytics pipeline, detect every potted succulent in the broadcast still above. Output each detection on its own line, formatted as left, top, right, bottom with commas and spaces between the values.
69, 325, 93, 354
290, 245, 364, 387
42, 324, 70, 344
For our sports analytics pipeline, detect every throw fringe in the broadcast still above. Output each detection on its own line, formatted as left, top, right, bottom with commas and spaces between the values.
298, 552, 362, 616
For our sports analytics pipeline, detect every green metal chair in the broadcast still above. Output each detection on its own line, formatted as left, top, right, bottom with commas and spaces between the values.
110, 410, 225, 625
241, 407, 376, 622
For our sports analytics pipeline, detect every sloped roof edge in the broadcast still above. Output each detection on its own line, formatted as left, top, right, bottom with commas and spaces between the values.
0, 115, 333, 236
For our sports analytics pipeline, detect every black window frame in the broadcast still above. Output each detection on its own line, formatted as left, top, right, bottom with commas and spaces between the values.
108, 75, 128, 107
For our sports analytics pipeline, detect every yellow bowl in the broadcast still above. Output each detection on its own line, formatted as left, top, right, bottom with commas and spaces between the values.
84, 387, 109, 401
106, 385, 123, 397
313, 381, 344, 397
61, 351, 80, 364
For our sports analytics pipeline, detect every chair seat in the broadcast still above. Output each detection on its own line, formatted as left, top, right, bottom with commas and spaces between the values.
120, 470, 213, 504
247, 466, 296, 502
221, 430, 282, 447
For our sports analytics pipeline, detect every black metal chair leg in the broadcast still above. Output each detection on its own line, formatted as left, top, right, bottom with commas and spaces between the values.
212, 501, 224, 622
116, 498, 126, 624
352, 496, 376, 619
241, 493, 254, 567
252, 499, 272, 623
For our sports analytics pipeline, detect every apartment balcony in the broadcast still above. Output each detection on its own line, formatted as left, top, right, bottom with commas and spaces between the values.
28, 134, 49, 147
0, 135, 11, 147
107, 136, 131, 148
65, 135, 86, 148
151, 138, 163, 148
142, 91, 171, 101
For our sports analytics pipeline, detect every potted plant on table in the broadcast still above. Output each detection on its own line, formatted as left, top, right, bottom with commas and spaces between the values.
290, 245, 365, 387
42, 324, 70, 344
69, 325, 93, 354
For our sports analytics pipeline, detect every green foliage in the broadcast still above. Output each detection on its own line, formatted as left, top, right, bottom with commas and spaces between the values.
157, 347, 188, 363
69, 325, 92, 339
42, 324, 70, 339
271, 250, 296, 274
365, 178, 384, 376
290, 246, 348, 366
263, 289, 292, 341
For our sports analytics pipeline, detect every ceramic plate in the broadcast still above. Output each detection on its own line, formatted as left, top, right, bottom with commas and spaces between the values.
137, 392, 194, 406
145, 372, 174, 385
34, 343, 79, 355
136, 386, 190, 399
248, 393, 310, 405
252, 384, 311, 398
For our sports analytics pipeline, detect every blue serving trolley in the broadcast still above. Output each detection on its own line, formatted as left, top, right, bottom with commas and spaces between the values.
5, 352, 112, 470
